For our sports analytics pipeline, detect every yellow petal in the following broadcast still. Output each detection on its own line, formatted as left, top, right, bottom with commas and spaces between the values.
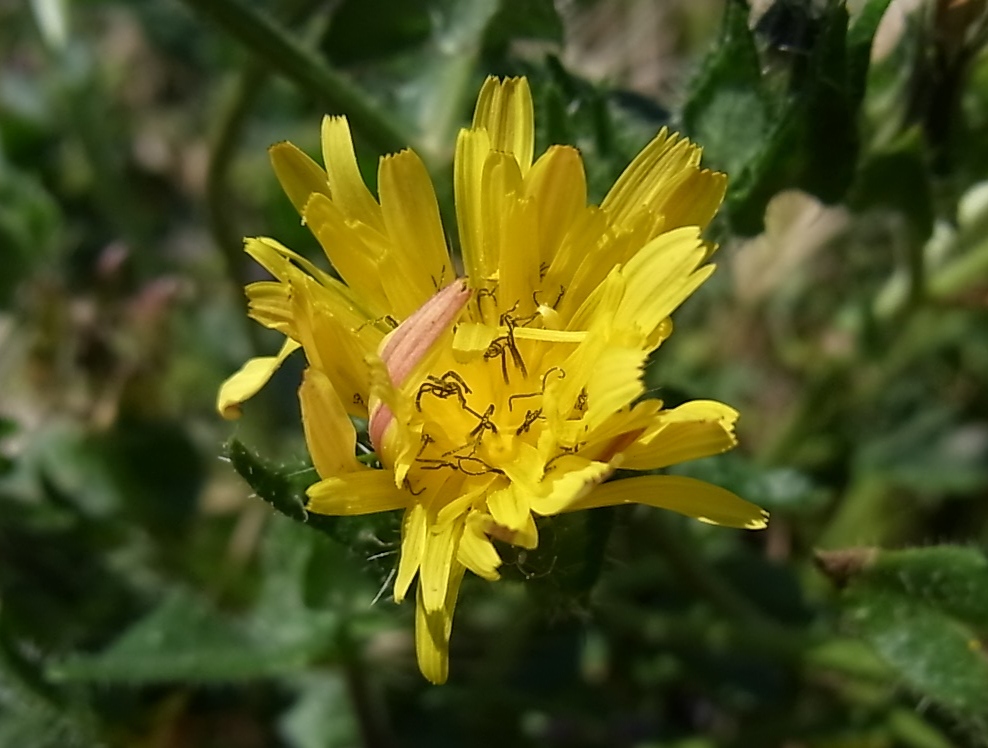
496, 441, 544, 496
601, 129, 697, 230
454, 128, 494, 284
472, 76, 534, 175
415, 560, 465, 685
580, 399, 664, 457
378, 149, 453, 314
495, 187, 539, 320
541, 307, 623, 427
514, 512, 539, 550
320, 115, 385, 233
244, 236, 336, 289
617, 227, 714, 339
621, 400, 738, 470
217, 337, 300, 419
658, 169, 727, 235
566, 475, 768, 530
470, 151, 528, 312
304, 193, 389, 317
525, 145, 587, 268
245, 281, 293, 336
290, 275, 375, 418
394, 503, 427, 603
458, 511, 501, 581
486, 483, 530, 531
269, 141, 330, 215
436, 475, 496, 527
541, 207, 610, 307
584, 346, 648, 431
452, 321, 498, 362
530, 457, 613, 516
510, 327, 587, 343
298, 367, 363, 478
565, 259, 627, 333
420, 520, 460, 614
305, 470, 406, 515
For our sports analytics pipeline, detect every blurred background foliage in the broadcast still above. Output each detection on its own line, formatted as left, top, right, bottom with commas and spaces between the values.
1, 0, 988, 745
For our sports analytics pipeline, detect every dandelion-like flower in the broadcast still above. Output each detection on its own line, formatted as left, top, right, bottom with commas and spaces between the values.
218, 77, 767, 683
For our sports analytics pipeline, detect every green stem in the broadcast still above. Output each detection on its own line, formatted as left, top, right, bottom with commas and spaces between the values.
206, 61, 268, 352
756, 363, 843, 467
207, 65, 264, 288
906, 227, 927, 310
815, 472, 912, 549
338, 625, 394, 748
204, 0, 329, 353
206, 62, 267, 342
178, 0, 411, 156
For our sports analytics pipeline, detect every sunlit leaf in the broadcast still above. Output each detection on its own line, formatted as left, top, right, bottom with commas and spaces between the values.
823, 546, 988, 735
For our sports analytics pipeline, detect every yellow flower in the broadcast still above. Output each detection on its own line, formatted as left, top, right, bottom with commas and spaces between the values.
218, 77, 767, 684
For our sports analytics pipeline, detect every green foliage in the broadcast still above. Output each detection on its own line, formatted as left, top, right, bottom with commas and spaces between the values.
3, 0, 988, 745
50, 517, 347, 684
825, 547, 988, 736
225, 437, 400, 587
498, 508, 615, 602
683, 0, 895, 235
0, 164, 61, 307
50, 589, 329, 684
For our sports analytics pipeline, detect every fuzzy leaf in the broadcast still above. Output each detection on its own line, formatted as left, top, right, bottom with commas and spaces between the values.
827, 546, 988, 734
49, 589, 339, 684
226, 437, 311, 522
685, 0, 893, 235
225, 439, 401, 587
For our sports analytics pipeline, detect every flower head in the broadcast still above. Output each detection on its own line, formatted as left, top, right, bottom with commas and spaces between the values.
218, 77, 767, 684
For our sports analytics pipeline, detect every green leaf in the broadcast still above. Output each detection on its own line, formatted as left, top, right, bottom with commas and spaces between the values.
226, 437, 311, 522
483, 0, 563, 50
854, 407, 988, 494
863, 547, 988, 628
322, 0, 432, 65
846, 0, 896, 107
49, 589, 338, 684
278, 673, 360, 748
682, 0, 770, 180
844, 585, 988, 731
796, 2, 857, 203
225, 439, 401, 588
49, 516, 354, 686
0, 163, 61, 307
0, 689, 96, 748
684, 0, 893, 235
826, 546, 988, 734
0, 487, 138, 652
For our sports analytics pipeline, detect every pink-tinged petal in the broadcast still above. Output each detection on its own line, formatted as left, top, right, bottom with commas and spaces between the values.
368, 279, 472, 452
368, 403, 395, 454
379, 278, 472, 385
